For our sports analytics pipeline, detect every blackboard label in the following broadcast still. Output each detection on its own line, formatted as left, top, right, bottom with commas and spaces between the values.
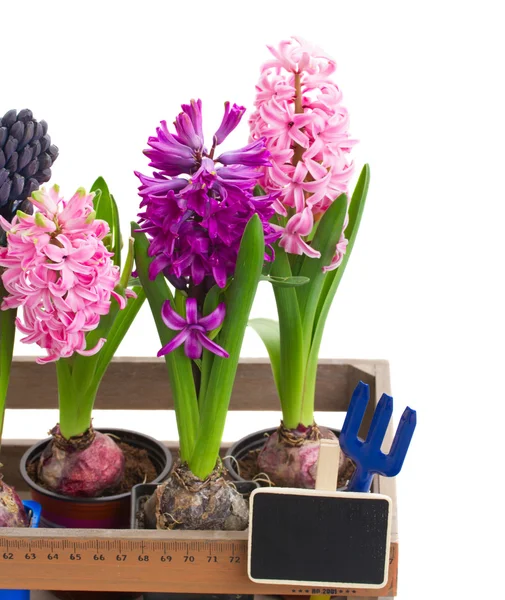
248, 488, 392, 588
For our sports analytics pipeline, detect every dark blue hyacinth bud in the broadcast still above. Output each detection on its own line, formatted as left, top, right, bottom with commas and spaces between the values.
0, 108, 59, 245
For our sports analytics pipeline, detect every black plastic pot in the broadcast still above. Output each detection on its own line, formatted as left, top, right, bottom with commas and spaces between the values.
20, 428, 173, 529
131, 482, 257, 600
223, 426, 341, 483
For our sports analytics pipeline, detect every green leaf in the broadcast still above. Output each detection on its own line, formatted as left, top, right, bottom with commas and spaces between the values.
127, 276, 141, 288
260, 274, 310, 287
248, 318, 281, 398
295, 194, 348, 350
253, 184, 266, 197
199, 284, 226, 407
93, 287, 146, 384
120, 238, 135, 289
110, 194, 122, 268
70, 290, 123, 400
0, 307, 17, 444
190, 215, 265, 479
91, 177, 121, 268
314, 165, 370, 331
92, 189, 102, 212
174, 289, 187, 318
302, 165, 370, 425
132, 224, 199, 462
269, 246, 305, 428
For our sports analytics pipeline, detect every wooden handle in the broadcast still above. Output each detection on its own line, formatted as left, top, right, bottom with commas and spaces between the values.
315, 439, 340, 491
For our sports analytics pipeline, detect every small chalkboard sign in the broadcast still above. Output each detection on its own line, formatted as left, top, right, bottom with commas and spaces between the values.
248, 488, 392, 589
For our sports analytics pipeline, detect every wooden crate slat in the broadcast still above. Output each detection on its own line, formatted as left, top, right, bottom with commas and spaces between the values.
6, 358, 379, 411
0, 527, 398, 597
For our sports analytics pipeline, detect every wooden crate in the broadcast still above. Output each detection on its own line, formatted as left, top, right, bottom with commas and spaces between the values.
0, 358, 397, 600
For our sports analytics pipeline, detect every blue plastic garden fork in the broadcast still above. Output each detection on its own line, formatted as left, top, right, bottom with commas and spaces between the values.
339, 381, 417, 493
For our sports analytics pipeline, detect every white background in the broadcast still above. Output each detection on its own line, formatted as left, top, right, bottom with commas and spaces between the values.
2, 1, 504, 598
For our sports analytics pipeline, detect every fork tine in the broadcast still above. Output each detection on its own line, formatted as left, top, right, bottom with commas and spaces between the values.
384, 407, 417, 476
339, 381, 369, 452
366, 393, 393, 448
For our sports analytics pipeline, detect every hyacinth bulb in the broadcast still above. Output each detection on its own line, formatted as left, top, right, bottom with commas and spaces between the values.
0, 108, 59, 245
0, 477, 29, 527
38, 428, 125, 498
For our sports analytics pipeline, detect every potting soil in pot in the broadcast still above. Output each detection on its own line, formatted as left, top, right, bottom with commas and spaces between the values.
27, 440, 157, 496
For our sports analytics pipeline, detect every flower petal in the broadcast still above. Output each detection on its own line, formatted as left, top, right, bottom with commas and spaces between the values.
184, 331, 203, 359
185, 298, 199, 325
76, 337, 107, 356
111, 290, 127, 310
161, 300, 187, 330
199, 302, 226, 330
196, 331, 229, 358
157, 329, 189, 357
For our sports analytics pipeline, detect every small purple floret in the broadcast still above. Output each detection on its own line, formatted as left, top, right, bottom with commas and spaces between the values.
213, 102, 246, 146
158, 298, 228, 360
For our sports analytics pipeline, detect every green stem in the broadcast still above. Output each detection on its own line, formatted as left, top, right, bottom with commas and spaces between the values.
0, 307, 16, 446
56, 358, 95, 439
190, 215, 264, 479
271, 247, 305, 428
132, 225, 199, 463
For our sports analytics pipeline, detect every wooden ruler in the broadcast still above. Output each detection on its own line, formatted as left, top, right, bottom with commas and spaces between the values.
0, 529, 398, 596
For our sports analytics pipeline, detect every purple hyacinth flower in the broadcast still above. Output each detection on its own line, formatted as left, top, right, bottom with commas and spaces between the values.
136, 99, 281, 289
158, 298, 229, 360
213, 102, 246, 145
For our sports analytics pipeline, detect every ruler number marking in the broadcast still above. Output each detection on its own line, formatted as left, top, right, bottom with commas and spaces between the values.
1, 537, 248, 571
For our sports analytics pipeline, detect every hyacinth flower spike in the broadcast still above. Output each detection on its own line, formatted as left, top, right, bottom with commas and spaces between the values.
246, 38, 370, 489
339, 381, 417, 493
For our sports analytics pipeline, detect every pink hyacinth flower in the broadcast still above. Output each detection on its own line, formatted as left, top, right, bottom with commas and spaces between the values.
274, 207, 321, 258
0, 186, 122, 363
250, 37, 357, 270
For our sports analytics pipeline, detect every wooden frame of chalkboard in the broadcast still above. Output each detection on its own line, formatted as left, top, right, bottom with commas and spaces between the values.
248, 488, 392, 588
0, 358, 398, 599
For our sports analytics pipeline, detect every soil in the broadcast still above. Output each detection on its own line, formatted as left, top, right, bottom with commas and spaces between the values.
26, 440, 158, 497
236, 448, 356, 489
